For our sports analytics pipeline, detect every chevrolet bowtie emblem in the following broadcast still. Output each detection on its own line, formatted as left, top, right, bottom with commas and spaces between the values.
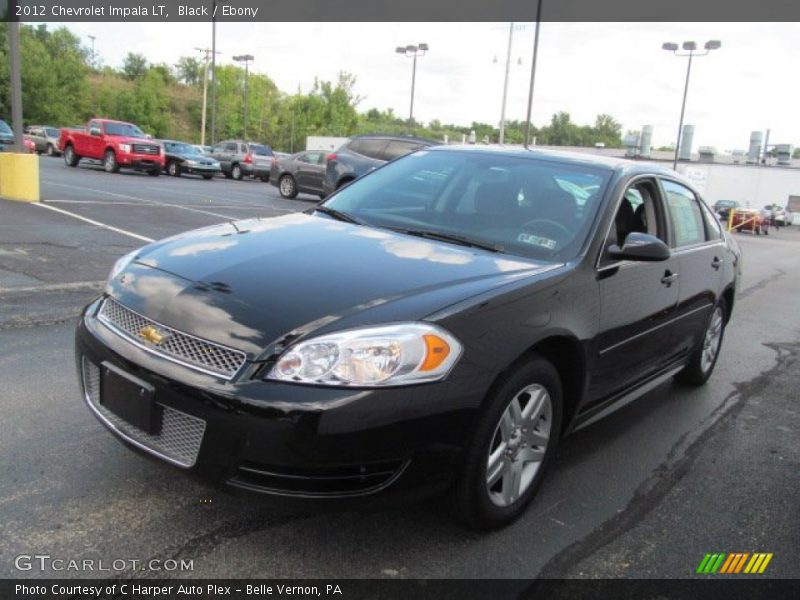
138, 325, 165, 345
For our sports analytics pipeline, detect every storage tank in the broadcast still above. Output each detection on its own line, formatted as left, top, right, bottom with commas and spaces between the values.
678, 125, 694, 160
640, 125, 653, 158
747, 131, 763, 164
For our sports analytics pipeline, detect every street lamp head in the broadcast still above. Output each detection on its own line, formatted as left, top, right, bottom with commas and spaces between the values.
418, 43, 429, 51
682, 41, 697, 51
662, 42, 679, 52
396, 46, 406, 54
406, 44, 418, 53
704, 40, 722, 50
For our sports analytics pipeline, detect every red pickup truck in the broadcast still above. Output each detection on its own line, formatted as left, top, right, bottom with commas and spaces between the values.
59, 119, 164, 176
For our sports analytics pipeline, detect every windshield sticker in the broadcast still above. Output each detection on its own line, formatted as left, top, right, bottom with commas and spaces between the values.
518, 233, 557, 250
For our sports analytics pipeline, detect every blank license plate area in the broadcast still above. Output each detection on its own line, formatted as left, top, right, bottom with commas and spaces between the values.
100, 363, 161, 435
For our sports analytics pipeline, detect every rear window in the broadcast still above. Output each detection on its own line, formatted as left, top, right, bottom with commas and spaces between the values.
0, 120, 13, 135
249, 144, 273, 156
348, 138, 389, 160
383, 140, 424, 161
45, 128, 59, 137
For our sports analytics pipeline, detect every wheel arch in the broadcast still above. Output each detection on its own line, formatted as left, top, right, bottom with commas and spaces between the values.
722, 285, 735, 324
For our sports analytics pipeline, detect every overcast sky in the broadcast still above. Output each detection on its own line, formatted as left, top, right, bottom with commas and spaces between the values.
59, 21, 800, 152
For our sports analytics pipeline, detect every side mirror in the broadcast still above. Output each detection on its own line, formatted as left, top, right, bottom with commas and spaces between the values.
608, 232, 671, 262
89, 127, 102, 137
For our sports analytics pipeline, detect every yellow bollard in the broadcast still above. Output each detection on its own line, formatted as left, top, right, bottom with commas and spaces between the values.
728, 208, 735, 232
0, 152, 40, 202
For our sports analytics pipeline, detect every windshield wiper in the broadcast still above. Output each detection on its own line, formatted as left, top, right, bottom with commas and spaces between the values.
309, 206, 366, 226
386, 227, 505, 253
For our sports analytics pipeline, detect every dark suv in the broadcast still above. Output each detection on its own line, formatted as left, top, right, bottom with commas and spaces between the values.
209, 140, 274, 181
322, 134, 437, 197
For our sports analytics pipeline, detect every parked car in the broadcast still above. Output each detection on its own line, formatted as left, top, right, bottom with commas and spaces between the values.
732, 208, 768, 235
208, 140, 274, 181
763, 203, 791, 227
77, 147, 741, 528
712, 199, 739, 221
0, 119, 35, 153
322, 134, 438, 197
270, 150, 327, 199
24, 125, 62, 156
59, 119, 165, 176
161, 140, 221, 179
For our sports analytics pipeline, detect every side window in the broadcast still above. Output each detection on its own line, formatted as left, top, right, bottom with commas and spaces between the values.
602, 179, 664, 264
699, 200, 722, 240
348, 138, 389, 160
296, 153, 309, 163
88, 120, 100, 133
225, 143, 238, 152
306, 152, 322, 164
662, 180, 707, 248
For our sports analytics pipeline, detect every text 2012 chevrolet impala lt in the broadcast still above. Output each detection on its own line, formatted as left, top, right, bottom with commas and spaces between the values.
76, 146, 740, 528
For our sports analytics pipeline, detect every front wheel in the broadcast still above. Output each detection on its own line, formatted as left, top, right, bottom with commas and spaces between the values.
103, 149, 120, 173
167, 160, 181, 177
676, 300, 727, 386
231, 163, 243, 180
455, 356, 562, 529
279, 174, 298, 199
63, 145, 80, 167
46, 144, 55, 156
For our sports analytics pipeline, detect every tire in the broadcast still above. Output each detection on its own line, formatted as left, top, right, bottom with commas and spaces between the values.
231, 163, 243, 180
103, 149, 120, 173
260, 175, 269, 183
455, 356, 563, 529
202, 174, 213, 180
167, 160, 181, 177
63, 145, 80, 167
223, 171, 233, 179
676, 299, 727, 386
278, 174, 298, 199
46, 144, 55, 157
148, 169, 160, 177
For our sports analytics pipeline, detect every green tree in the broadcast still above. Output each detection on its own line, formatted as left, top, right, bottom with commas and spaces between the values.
122, 52, 147, 80
175, 56, 201, 86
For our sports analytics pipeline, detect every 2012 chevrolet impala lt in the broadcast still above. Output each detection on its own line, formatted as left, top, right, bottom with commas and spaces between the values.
76, 146, 740, 528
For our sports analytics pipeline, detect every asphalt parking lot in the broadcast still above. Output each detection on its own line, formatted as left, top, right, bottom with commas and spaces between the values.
1, 155, 798, 580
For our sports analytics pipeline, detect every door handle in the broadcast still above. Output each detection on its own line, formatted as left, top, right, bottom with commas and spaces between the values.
661, 270, 679, 286
711, 256, 723, 270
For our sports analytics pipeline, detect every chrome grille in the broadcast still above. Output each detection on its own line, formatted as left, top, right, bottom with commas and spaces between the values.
82, 358, 206, 468
98, 297, 247, 379
132, 143, 160, 155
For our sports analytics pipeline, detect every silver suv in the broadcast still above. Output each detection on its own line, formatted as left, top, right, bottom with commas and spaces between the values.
25, 125, 62, 156
209, 140, 274, 181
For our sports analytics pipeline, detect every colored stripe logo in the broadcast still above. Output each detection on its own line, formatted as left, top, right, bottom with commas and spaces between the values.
696, 552, 773, 574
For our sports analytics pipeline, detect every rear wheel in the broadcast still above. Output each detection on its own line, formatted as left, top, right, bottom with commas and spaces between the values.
167, 160, 181, 177
231, 163, 243, 180
103, 149, 120, 173
148, 169, 160, 177
676, 300, 727, 386
63, 145, 80, 167
279, 174, 298, 199
46, 144, 55, 156
223, 171, 233, 179
455, 356, 562, 529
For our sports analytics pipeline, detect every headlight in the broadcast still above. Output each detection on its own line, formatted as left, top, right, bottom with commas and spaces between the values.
185, 159, 198, 166
266, 323, 462, 387
107, 248, 141, 284
118, 143, 131, 153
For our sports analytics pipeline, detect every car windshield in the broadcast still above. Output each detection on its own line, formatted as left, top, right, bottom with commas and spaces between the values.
45, 127, 59, 137
249, 144, 273, 156
322, 149, 611, 260
168, 143, 199, 154
0, 120, 13, 135
104, 122, 146, 138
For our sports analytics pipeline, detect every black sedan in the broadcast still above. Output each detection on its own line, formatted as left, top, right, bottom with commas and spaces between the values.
76, 146, 740, 529
161, 140, 221, 179
270, 150, 327, 199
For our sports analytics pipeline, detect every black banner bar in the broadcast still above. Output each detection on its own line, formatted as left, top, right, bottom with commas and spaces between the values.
2, 579, 798, 600
2, 0, 800, 22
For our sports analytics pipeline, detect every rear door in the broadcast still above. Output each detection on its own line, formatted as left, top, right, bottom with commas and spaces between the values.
296, 151, 325, 193
659, 178, 725, 359
589, 177, 681, 402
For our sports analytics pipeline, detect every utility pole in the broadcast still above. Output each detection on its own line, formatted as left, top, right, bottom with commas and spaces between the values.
233, 54, 254, 139
87, 35, 96, 69
195, 47, 219, 147
8, 22, 24, 152
498, 22, 514, 144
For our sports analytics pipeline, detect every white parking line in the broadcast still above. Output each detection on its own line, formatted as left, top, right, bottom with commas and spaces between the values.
44, 181, 244, 220
34, 203, 155, 243
46, 199, 266, 211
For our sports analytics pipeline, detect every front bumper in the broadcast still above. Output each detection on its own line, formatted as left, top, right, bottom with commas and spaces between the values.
183, 164, 220, 176
75, 298, 480, 500
118, 154, 165, 171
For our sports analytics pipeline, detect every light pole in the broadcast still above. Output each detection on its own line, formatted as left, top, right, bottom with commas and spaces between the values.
495, 23, 522, 144
395, 43, 428, 130
524, 0, 543, 148
87, 35, 96, 69
662, 39, 721, 170
233, 54, 254, 139
195, 47, 220, 147
210, 0, 228, 146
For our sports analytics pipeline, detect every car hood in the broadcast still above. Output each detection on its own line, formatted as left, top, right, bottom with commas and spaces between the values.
108, 213, 559, 357
170, 151, 218, 164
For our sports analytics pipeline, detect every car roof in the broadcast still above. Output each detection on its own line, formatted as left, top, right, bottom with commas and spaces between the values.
426, 144, 681, 176
349, 134, 439, 146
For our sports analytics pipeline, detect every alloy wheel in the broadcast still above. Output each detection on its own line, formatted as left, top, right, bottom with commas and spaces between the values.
486, 383, 552, 507
701, 307, 724, 373
280, 176, 295, 197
